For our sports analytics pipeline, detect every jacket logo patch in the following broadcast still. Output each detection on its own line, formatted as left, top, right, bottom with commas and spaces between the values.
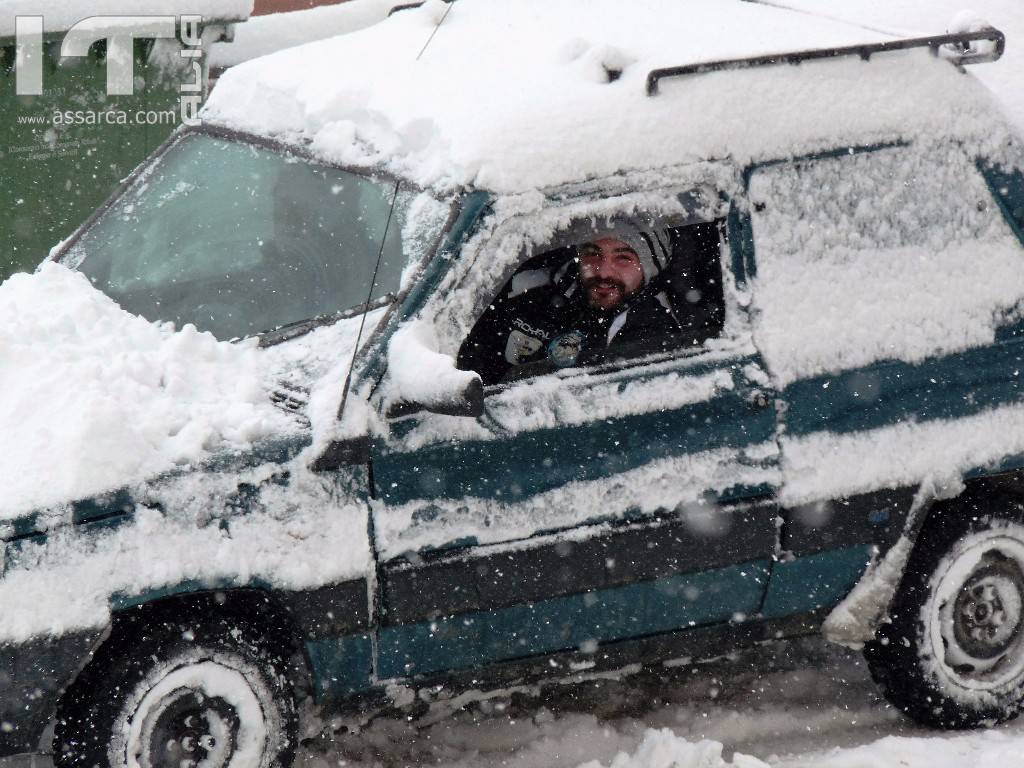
505, 330, 544, 363
548, 330, 585, 368
511, 317, 551, 340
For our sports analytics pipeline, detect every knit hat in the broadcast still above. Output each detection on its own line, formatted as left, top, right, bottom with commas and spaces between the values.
577, 219, 669, 286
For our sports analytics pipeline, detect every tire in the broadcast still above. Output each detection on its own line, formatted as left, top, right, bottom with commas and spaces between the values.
865, 493, 1024, 728
54, 611, 299, 768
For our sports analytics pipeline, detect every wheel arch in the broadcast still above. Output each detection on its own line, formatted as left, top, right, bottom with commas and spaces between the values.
108, 586, 308, 660
822, 468, 1024, 648
52, 585, 309, 766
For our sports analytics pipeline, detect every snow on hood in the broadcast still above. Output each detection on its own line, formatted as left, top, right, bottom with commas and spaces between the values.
201, 0, 1009, 194
0, 0, 252, 37
0, 263, 299, 520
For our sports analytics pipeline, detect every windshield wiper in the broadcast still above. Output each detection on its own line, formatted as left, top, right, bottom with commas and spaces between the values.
257, 293, 396, 347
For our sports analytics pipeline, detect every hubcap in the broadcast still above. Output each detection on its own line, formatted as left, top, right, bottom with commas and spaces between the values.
145, 689, 238, 768
936, 540, 1024, 685
953, 563, 1023, 660
121, 659, 269, 768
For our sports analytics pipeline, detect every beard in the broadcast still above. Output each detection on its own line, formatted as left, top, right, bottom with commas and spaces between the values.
582, 276, 628, 311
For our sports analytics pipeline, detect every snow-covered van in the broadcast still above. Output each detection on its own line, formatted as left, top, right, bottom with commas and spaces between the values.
3, 1, 1024, 765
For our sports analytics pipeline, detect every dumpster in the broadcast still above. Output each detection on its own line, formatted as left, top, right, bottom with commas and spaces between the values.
0, 8, 250, 279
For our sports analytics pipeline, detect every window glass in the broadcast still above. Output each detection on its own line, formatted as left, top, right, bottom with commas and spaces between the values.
66, 133, 429, 341
749, 144, 1024, 386
457, 215, 726, 386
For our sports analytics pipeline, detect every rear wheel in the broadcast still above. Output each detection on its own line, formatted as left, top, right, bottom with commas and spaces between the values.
866, 494, 1024, 728
54, 612, 298, 768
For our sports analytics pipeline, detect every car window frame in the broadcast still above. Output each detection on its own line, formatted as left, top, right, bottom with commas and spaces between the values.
441, 185, 749, 396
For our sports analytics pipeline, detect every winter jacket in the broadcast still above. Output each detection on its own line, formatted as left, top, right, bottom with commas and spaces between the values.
457, 272, 705, 386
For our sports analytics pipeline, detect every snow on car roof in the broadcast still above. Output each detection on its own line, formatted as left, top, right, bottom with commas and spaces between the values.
0, 1, 252, 37
769, 0, 1024, 131
201, 0, 1010, 194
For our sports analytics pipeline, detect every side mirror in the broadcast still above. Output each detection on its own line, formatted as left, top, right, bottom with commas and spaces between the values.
386, 320, 486, 419
422, 375, 484, 418
387, 374, 484, 419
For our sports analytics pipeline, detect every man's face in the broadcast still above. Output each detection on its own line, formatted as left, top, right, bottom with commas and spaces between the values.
578, 237, 644, 312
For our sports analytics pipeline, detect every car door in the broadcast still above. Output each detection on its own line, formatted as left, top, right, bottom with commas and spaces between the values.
369, 187, 781, 682
743, 143, 1024, 621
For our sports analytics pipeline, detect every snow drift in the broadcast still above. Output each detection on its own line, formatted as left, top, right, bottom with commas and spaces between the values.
0, 263, 298, 521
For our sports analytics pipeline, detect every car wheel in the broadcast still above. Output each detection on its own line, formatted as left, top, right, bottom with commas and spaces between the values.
54, 613, 298, 768
865, 494, 1024, 728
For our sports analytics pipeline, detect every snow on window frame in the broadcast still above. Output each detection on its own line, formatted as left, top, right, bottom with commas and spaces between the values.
419, 163, 754, 376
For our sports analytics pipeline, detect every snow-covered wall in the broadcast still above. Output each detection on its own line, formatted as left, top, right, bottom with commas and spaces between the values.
0, 1, 252, 38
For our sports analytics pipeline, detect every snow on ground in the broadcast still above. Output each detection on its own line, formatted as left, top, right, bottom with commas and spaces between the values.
297, 641, 1024, 768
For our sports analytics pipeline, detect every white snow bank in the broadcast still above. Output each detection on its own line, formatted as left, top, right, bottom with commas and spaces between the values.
577, 729, 768, 768
202, 0, 1009, 194
782, 728, 1024, 767
0, 263, 298, 520
0, 0, 252, 37
577, 726, 1024, 768
208, 0, 400, 69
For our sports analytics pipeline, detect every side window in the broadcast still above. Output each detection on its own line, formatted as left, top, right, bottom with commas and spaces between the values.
456, 212, 727, 385
748, 144, 1024, 386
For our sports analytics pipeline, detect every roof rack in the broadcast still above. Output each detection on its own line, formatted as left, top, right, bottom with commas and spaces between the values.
646, 27, 1005, 96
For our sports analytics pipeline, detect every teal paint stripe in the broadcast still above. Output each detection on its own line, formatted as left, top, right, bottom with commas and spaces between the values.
760, 545, 872, 619
306, 634, 375, 701
7, 433, 313, 540
377, 559, 770, 679
783, 337, 1024, 438
965, 451, 1024, 481
71, 489, 135, 525
726, 203, 754, 285
410, 481, 777, 556
109, 577, 274, 611
376, 391, 775, 505
979, 157, 1024, 247
5, 513, 41, 541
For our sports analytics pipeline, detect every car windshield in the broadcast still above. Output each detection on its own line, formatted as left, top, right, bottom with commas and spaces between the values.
63, 132, 434, 340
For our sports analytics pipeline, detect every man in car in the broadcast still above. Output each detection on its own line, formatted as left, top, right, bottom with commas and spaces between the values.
457, 225, 692, 385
